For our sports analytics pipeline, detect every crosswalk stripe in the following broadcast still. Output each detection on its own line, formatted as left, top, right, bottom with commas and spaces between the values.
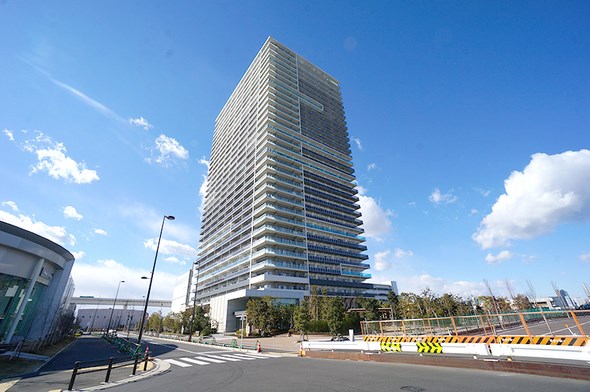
181, 357, 210, 365
237, 353, 272, 358
221, 354, 256, 360
231, 353, 268, 360
205, 354, 242, 362
195, 356, 226, 363
165, 359, 192, 367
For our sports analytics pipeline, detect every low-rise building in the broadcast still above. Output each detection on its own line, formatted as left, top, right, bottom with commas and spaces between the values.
0, 221, 75, 345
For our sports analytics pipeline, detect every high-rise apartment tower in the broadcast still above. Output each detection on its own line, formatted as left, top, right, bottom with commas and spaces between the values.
192, 37, 372, 332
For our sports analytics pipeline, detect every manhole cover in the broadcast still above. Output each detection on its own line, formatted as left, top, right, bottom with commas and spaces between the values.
400, 387, 426, 392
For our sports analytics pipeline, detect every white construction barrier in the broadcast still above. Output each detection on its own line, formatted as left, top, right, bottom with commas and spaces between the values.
489, 343, 590, 362
302, 340, 380, 351
441, 343, 491, 356
303, 338, 589, 363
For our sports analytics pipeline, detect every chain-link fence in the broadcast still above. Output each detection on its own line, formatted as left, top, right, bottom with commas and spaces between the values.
361, 309, 590, 338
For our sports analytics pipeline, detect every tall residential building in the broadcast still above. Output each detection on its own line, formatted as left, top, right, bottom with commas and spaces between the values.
193, 37, 373, 332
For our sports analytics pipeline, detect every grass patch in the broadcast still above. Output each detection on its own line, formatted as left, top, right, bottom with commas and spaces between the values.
0, 336, 77, 380
0, 356, 44, 379
36, 336, 77, 357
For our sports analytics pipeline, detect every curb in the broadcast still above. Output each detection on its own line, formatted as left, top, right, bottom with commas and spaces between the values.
67, 359, 171, 391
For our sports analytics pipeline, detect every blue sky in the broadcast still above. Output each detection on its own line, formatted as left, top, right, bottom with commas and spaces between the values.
1, 1, 589, 305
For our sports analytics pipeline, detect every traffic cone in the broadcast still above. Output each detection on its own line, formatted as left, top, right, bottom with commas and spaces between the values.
256, 340, 261, 352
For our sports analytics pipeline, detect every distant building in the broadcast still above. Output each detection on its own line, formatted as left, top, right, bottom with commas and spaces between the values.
171, 270, 191, 313
557, 289, 577, 309
0, 221, 75, 345
76, 308, 144, 331
364, 281, 398, 301
532, 294, 577, 310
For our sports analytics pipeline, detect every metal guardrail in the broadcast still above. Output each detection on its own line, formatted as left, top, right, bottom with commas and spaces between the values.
361, 309, 590, 338
67, 354, 150, 391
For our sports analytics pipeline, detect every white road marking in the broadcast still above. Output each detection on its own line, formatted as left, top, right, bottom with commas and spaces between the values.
222, 354, 256, 360
231, 353, 269, 360
165, 359, 192, 367
205, 354, 242, 362
181, 357, 211, 365
195, 356, 226, 363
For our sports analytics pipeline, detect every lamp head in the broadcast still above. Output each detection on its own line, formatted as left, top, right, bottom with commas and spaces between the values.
165, 215, 175, 221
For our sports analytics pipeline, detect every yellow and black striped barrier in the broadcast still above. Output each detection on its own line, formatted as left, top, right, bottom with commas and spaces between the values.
380, 341, 401, 352
364, 335, 588, 347
495, 336, 588, 346
416, 342, 443, 353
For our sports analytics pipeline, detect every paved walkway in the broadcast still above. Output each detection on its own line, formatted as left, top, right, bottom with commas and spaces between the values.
0, 333, 332, 391
0, 336, 163, 392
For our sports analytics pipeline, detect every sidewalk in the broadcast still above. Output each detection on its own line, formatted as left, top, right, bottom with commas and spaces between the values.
0, 336, 167, 392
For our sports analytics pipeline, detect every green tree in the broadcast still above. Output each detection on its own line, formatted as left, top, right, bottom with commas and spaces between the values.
513, 294, 532, 311
275, 303, 294, 332
247, 296, 275, 335
146, 312, 162, 333
325, 296, 345, 337
163, 312, 182, 333
293, 298, 310, 338
398, 292, 422, 319
357, 297, 381, 321
309, 287, 321, 320
387, 291, 399, 319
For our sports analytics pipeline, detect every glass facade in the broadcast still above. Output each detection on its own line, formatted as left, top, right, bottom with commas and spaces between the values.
0, 273, 46, 341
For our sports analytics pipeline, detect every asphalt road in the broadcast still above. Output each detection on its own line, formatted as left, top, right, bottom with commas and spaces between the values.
110, 337, 590, 392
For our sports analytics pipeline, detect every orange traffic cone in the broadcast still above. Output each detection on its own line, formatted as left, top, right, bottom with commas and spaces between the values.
256, 340, 261, 352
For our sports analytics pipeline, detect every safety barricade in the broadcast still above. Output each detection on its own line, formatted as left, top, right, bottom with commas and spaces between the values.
489, 343, 590, 362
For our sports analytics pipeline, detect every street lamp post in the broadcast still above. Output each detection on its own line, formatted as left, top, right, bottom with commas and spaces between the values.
106, 280, 125, 335
135, 215, 174, 352
188, 260, 200, 342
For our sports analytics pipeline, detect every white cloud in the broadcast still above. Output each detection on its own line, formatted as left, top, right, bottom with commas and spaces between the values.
357, 186, 392, 239
394, 248, 414, 258
23, 132, 99, 184
164, 256, 185, 265
129, 117, 153, 130
2, 201, 19, 212
72, 250, 86, 260
51, 78, 124, 123
473, 150, 590, 249
143, 237, 197, 258
148, 134, 189, 166
429, 188, 457, 205
374, 250, 391, 271
353, 137, 363, 150
580, 252, 590, 263
469, 209, 479, 216
71, 259, 177, 301
115, 203, 199, 245
198, 157, 210, 169
0, 210, 76, 246
402, 274, 485, 298
94, 228, 108, 236
63, 205, 83, 220
367, 163, 377, 171
3, 129, 14, 141
485, 250, 513, 265
475, 187, 491, 197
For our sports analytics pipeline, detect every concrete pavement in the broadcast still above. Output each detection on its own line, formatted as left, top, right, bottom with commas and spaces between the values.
0, 335, 168, 392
